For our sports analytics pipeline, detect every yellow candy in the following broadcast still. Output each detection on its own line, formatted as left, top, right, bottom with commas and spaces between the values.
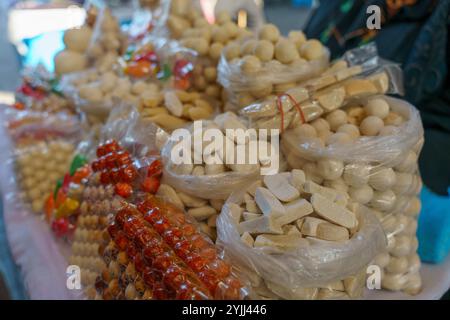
55, 198, 79, 218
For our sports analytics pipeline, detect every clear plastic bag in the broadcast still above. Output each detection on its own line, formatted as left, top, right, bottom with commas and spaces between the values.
2, 110, 82, 216
281, 96, 422, 167
240, 44, 404, 131
60, 35, 211, 125
217, 34, 330, 109
160, 113, 278, 200
280, 96, 424, 295
13, 66, 76, 114
93, 196, 252, 300
128, 0, 171, 42
161, 140, 260, 200
100, 103, 162, 157
4, 109, 81, 147
68, 111, 164, 296
216, 182, 386, 299
86, 6, 127, 66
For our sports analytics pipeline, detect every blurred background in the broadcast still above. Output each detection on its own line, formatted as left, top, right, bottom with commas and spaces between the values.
0, 0, 448, 300
0, 0, 317, 92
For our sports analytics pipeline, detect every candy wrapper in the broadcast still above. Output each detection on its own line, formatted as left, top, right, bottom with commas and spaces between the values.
281, 96, 424, 295
12, 66, 75, 114
240, 43, 404, 132
216, 171, 386, 299
120, 35, 197, 88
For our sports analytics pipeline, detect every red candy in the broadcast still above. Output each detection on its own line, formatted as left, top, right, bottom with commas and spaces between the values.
134, 197, 247, 299
119, 165, 138, 183
141, 176, 160, 194
115, 182, 133, 198
100, 171, 111, 184
51, 217, 70, 237
115, 151, 132, 166
97, 140, 120, 157
147, 159, 163, 178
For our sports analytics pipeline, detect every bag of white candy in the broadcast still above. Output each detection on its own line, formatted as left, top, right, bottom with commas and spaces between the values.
281, 96, 424, 295
161, 112, 286, 200
240, 44, 403, 131
217, 25, 330, 109
216, 170, 386, 300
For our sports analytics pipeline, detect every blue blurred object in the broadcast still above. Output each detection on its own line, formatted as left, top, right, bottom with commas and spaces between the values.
22, 30, 65, 73
292, 0, 314, 8
418, 186, 450, 264
0, 198, 27, 299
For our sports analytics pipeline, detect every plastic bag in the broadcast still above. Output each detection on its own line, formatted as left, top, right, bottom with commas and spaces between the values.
216, 181, 386, 299
4, 109, 81, 147
87, 5, 127, 61
94, 196, 252, 300
281, 96, 424, 295
68, 133, 163, 297
127, 0, 171, 42
160, 112, 284, 200
60, 36, 213, 126
156, 0, 204, 39
2, 110, 82, 216
240, 44, 404, 132
217, 32, 330, 109
13, 65, 76, 114
120, 35, 197, 87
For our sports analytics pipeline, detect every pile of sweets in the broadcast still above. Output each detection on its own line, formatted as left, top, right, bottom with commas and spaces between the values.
240, 59, 391, 131
283, 96, 409, 152
65, 41, 216, 129
218, 24, 329, 109
164, 111, 283, 177
178, 10, 252, 94
223, 168, 375, 300
281, 96, 424, 295
69, 140, 163, 296
44, 155, 92, 238
16, 140, 75, 213
96, 196, 249, 300
156, 184, 224, 241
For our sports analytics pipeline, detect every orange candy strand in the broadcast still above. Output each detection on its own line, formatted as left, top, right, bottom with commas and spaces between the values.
55, 188, 67, 208
44, 194, 55, 222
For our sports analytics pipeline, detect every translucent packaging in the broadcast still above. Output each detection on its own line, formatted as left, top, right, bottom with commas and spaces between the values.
216, 174, 386, 299
95, 196, 251, 300
281, 96, 424, 295
240, 44, 404, 132
217, 28, 331, 109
